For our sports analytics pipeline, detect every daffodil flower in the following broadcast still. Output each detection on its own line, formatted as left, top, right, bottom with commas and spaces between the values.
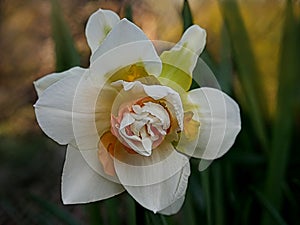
33, 9, 241, 215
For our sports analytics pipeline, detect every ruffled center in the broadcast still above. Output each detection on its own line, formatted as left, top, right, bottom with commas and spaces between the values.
111, 97, 171, 156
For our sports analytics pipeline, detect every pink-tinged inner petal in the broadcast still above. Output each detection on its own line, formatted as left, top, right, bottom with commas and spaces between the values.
98, 132, 117, 176
110, 96, 172, 156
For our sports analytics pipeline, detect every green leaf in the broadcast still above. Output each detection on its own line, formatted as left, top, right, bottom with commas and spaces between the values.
182, 0, 199, 91
28, 194, 82, 225
0, 198, 26, 224
126, 194, 137, 225
85, 202, 102, 225
218, 0, 268, 151
145, 211, 169, 225
201, 169, 212, 225
182, 0, 193, 31
135, 200, 147, 225
219, 24, 233, 94
212, 163, 224, 225
51, 0, 80, 72
182, 191, 197, 225
252, 189, 288, 225
262, 1, 300, 224
103, 197, 122, 225
282, 182, 300, 222
124, 4, 133, 22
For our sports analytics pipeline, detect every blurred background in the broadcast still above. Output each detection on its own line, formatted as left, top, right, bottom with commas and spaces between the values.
0, 0, 299, 224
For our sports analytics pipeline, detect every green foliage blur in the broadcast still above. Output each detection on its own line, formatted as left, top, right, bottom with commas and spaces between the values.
0, 0, 299, 224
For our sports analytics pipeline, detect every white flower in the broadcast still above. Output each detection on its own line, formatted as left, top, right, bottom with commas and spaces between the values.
33, 9, 241, 215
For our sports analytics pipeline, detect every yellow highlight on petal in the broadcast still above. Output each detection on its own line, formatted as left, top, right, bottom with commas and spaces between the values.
108, 64, 149, 83
99, 25, 112, 45
183, 111, 200, 141
159, 42, 197, 91
126, 64, 148, 81
159, 63, 192, 91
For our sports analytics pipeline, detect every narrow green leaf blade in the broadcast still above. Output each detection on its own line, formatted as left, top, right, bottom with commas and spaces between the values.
104, 197, 122, 225
124, 4, 133, 22
262, 1, 300, 224
51, 0, 80, 72
85, 202, 102, 225
212, 163, 225, 225
219, 24, 233, 94
183, 192, 197, 225
29, 194, 82, 225
218, 0, 268, 150
201, 169, 212, 225
126, 194, 137, 225
182, 0, 193, 31
253, 189, 288, 225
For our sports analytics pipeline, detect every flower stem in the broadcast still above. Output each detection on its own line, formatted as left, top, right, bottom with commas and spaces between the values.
85, 202, 102, 225
135, 201, 145, 225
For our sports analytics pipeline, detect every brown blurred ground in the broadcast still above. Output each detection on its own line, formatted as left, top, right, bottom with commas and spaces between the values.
0, 1, 297, 224
0, 0, 288, 136
0, 0, 290, 139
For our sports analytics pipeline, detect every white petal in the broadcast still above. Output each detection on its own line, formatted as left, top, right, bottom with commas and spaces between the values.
119, 152, 190, 213
85, 9, 120, 54
175, 111, 201, 160
158, 196, 185, 215
188, 87, 241, 160
33, 67, 85, 98
118, 129, 150, 156
34, 68, 86, 144
198, 159, 213, 172
113, 142, 189, 187
90, 19, 162, 77
179, 25, 206, 56
71, 76, 116, 152
111, 80, 184, 130
70, 77, 122, 183
80, 148, 121, 184
143, 85, 183, 130
142, 102, 170, 128
62, 145, 124, 204
158, 25, 206, 91
91, 19, 150, 61
142, 137, 152, 152
120, 113, 135, 129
